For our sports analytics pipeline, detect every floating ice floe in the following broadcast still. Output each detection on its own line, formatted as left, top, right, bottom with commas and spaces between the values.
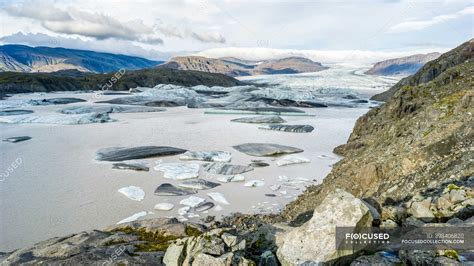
179, 151, 232, 162
177, 216, 188, 222
178, 206, 191, 216
154, 183, 197, 196
276, 155, 311, 166
118, 186, 145, 201
116, 211, 148, 224
155, 162, 200, 180
154, 203, 175, 211
259, 124, 314, 133
187, 213, 200, 218
207, 192, 230, 205
180, 196, 206, 207
60, 104, 164, 114
0, 112, 114, 125
97, 146, 186, 161
231, 115, 286, 124
194, 201, 215, 212
270, 184, 281, 191
233, 143, 303, 157
203, 163, 253, 175
213, 205, 223, 212
177, 179, 220, 190
216, 174, 246, 183
244, 180, 265, 187
3, 136, 31, 143
112, 161, 149, 171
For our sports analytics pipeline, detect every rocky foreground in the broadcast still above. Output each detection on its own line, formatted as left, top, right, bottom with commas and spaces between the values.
1, 40, 472, 265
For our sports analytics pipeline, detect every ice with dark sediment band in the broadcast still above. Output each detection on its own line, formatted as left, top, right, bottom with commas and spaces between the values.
216, 174, 245, 183
154, 183, 197, 196
259, 124, 314, 133
155, 162, 200, 180
203, 162, 253, 175
179, 151, 231, 162
3, 136, 31, 143
230, 115, 286, 124
118, 186, 145, 201
96, 146, 186, 161
0, 110, 34, 116
28, 97, 86, 105
276, 155, 311, 166
233, 143, 303, 157
112, 162, 149, 172
177, 179, 221, 190
60, 104, 165, 114
207, 192, 230, 205
0, 112, 114, 125
194, 201, 215, 212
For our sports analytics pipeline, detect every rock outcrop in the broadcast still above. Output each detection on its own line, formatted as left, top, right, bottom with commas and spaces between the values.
158, 56, 327, 77
283, 39, 474, 222
365, 52, 440, 77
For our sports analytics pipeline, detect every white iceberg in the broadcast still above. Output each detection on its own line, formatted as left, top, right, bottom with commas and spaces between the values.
207, 192, 230, 205
118, 186, 145, 201
154, 162, 200, 180
179, 196, 206, 207
154, 203, 174, 211
116, 211, 147, 224
276, 155, 311, 166
244, 180, 265, 187
216, 174, 245, 183
178, 206, 191, 216
179, 151, 232, 162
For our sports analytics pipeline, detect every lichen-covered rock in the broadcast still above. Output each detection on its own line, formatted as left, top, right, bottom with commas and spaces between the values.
276, 189, 374, 265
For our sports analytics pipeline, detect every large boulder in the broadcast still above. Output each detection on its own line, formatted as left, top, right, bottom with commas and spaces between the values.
276, 189, 375, 265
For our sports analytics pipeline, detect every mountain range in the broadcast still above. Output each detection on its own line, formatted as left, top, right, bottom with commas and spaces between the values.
158, 56, 328, 77
0, 45, 162, 73
365, 52, 441, 77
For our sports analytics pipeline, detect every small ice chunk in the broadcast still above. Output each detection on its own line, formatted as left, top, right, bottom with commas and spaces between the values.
155, 162, 200, 180
207, 192, 230, 205
187, 213, 200, 218
244, 180, 265, 187
118, 186, 145, 201
213, 205, 223, 212
117, 211, 147, 224
280, 190, 287, 195
276, 155, 310, 166
154, 203, 174, 211
178, 206, 191, 216
180, 196, 206, 207
177, 216, 188, 222
216, 174, 245, 183
270, 184, 281, 191
180, 151, 232, 162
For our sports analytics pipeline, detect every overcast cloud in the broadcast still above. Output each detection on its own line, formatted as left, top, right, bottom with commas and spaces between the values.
0, 0, 471, 61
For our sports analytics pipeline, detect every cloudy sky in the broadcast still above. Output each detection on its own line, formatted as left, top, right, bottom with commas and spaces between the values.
0, 0, 472, 62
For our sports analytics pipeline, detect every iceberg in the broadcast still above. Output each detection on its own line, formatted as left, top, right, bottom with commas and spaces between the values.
154, 162, 200, 180
117, 186, 145, 201
179, 151, 232, 162
244, 180, 266, 187
154, 203, 175, 211
116, 211, 147, 224
179, 196, 206, 207
276, 155, 311, 166
207, 192, 230, 205
0, 112, 114, 125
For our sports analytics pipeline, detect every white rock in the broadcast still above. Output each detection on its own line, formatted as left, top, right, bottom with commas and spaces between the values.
154, 203, 175, 211
117, 186, 145, 201
154, 162, 200, 180
276, 189, 374, 265
116, 211, 147, 224
244, 180, 265, 187
207, 192, 230, 205
179, 196, 206, 207
276, 155, 311, 166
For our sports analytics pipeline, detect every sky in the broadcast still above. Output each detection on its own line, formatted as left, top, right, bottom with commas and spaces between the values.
0, 0, 472, 63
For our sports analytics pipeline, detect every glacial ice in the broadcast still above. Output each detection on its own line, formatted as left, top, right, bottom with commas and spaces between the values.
0, 112, 114, 125
179, 196, 206, 207
207, 192, 230, 205
118, 186, 145, 201
154, 203, 175, 211
116, 211, 147, 224
179, 151, 232, 162
154, 162, 200, 180
244, 180, 266, 187
276, 155, 311, 166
